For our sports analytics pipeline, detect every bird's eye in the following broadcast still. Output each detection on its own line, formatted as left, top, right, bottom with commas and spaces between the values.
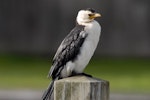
88, 14, 94, 16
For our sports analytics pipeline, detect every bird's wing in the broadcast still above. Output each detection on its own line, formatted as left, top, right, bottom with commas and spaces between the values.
48, 25, 88, 79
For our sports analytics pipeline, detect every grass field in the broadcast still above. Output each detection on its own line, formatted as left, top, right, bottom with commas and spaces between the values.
0, 54, 150, 93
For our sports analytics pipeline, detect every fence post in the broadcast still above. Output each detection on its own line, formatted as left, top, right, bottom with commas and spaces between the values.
54, 75, 109, 100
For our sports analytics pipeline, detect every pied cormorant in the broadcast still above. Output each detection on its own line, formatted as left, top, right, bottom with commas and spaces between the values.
42, 8, 101, 100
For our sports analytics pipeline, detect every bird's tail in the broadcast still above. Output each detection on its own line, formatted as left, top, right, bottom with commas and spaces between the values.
42, 79, 56, 100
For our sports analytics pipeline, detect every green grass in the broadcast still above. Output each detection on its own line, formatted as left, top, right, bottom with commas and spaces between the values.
0, 54, 150, 93
0, 54, 50, 89
85, 58, 150, 93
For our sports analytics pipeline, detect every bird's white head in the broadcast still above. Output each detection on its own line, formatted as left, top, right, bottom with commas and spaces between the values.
76, 8, 101, 25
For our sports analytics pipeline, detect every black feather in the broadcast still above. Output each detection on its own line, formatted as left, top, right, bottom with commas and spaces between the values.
42, 77, 59, 100
42, 80, 54, 100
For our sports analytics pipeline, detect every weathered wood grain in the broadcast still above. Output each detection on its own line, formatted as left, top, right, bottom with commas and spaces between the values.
54, 75, 109, 100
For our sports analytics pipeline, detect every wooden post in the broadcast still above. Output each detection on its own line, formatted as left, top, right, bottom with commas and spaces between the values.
54, 75, 109, 100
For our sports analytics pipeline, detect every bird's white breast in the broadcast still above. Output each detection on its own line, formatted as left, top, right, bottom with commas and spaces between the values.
74, 21, 101, 72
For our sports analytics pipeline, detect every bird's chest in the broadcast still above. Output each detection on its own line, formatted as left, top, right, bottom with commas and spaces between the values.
74, 25, 100, 72
86, 28, 100, 46
84, 23, 100, 50
81, 27, 100, 58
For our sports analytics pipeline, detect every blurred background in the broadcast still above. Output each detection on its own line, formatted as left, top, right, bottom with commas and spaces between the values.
0, 0, 150, 100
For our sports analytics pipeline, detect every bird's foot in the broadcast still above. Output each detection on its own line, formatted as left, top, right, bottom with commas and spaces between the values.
81, 73, 93, 77
70, 72, 92, 77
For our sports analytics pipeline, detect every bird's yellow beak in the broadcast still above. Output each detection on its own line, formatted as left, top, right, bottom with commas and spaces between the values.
89, 13, 101, 19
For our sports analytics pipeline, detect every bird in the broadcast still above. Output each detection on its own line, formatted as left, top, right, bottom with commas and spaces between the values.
42, 8, 101, 100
